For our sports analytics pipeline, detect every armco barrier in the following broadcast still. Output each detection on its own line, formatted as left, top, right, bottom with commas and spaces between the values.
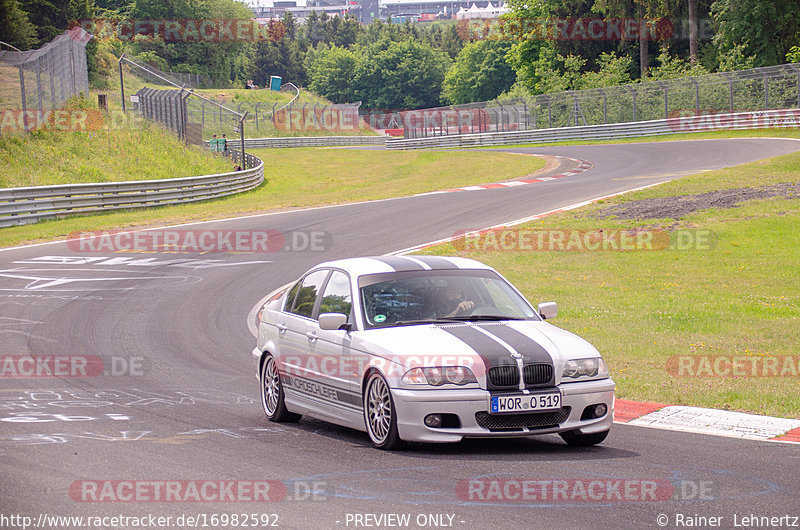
385, 109, 800, 150
238, 136, 385, 148
0, 152, 264, 227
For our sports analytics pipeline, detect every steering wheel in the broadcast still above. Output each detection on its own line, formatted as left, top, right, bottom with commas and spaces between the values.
467, 305, 500, 317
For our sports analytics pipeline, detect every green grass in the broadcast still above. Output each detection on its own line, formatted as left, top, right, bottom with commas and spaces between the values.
0, 149, 544, 247
422, 150, 800, 419
0, 121, 233, 188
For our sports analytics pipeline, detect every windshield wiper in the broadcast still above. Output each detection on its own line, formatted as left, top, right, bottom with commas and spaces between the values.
446, 315, 524, 321
392, 318, 463, 327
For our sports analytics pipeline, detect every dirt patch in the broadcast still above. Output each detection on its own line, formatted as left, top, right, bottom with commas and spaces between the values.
595, 182, 800, 220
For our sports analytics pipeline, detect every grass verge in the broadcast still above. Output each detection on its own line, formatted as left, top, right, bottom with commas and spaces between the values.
422, 149, 800, 418
0, 122, 233, 188
0, 149, 544, 247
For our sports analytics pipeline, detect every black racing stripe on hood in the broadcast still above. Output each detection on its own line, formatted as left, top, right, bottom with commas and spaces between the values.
409, 256, 459, 270
371, 256, 425, 272
437, 325, 516, 368
474, 323, 552, 364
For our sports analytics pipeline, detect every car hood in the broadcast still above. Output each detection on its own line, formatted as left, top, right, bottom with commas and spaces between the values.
351, 320, 600, 385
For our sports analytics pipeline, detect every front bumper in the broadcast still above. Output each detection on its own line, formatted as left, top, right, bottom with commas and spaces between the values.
392, 378, 615, 443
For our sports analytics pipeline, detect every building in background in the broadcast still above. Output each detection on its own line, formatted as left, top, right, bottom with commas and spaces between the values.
249, 0, 359, 21
246, 0, 506, 23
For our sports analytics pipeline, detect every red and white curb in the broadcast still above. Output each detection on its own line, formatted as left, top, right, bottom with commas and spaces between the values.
615, 399, 800, 444
414, 156, 593, 196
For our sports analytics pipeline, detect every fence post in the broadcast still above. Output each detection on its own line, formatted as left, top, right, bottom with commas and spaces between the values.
18, 66, 28, 132
48, 56, 56, 108
599, 89, 607, 123
657, 81, 668, 119
36, 57, 44, 111
119, 54, 126, 112
790, 65, 800, 108
547, 96, 552, 128
722, 72, 734, 111
254, 102, 260, 130
522, 99, 528, 130
763, 75, 769, 110
239, 112, 248, 169
688, 76, 700, 113
627, 85, 637, 122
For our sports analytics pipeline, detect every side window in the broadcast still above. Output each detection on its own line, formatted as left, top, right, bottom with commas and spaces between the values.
287, 270, 329, 319
283, 281, 302, 312
319, 271, 352, 318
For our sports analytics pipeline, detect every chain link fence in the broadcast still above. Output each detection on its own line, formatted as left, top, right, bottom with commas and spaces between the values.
398, 63, 800, 139
0, 28, 92, 135
121, 55, 254, 166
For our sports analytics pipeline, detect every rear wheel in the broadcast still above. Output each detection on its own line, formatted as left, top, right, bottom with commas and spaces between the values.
260, 355, 300, 422
363, 372, 403, 450
559, 429, 609, 446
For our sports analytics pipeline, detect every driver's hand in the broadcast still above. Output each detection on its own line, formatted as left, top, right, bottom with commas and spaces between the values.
456, 301, 475, 314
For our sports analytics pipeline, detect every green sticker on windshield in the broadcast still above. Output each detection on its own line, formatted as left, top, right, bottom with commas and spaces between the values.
374, 314, 386, 323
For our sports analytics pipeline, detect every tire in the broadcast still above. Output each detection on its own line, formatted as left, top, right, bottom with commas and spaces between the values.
363, 372, 403, 450
260, 355, 300, 422
559, 429, 610, 447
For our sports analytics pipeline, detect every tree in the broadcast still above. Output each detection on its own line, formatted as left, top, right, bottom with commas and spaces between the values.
580, 52, 633, 88
0, 0, 37, 50
305, 44, 358, 103
354, 39, 450, 109
688, 0, 698, 63
21, 0, 93, 44
443, 40, 516, 104
711, 0, 800, 67
594, 0, 671, 78
531, 46, 586, 93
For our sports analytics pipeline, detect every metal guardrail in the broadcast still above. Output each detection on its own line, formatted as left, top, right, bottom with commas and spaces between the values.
385, 109, 800, 149
224, 136, 386, 149
0, 153, 264, 227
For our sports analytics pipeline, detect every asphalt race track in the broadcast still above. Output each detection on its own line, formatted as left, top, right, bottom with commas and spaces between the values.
1, 139, 799, 530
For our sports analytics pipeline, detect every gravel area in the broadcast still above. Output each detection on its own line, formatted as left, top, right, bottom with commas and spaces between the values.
595, 182, 800, 220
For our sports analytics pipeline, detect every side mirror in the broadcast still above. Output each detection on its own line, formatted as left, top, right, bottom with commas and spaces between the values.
319, 312, 350, 331
538, 302, 558, 320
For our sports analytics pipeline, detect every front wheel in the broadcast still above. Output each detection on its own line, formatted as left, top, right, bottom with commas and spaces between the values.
260, 355, 300, 422
363, 372, 403, 450
559, 429, 609, 447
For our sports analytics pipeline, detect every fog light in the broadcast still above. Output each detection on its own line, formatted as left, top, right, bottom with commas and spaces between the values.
594, 404, 608, 418
424, 414, 442, 428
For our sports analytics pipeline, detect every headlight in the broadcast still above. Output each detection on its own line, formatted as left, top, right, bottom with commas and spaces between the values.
402, 366, 477, 386
562, 357, 609, 381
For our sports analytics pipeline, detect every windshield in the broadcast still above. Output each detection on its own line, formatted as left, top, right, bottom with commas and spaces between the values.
359, 269, 538, 328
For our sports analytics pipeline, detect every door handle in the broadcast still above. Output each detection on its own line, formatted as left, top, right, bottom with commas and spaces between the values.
305, 331, 317, 342
277, 323, 288, 333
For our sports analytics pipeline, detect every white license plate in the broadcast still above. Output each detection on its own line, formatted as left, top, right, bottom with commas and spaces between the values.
490, 391, 561, 414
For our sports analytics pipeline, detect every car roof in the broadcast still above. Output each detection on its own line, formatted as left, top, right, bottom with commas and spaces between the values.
309, 256, 494, 278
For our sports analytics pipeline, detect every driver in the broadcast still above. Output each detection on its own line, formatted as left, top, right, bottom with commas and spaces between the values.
437, 281, 475, 318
